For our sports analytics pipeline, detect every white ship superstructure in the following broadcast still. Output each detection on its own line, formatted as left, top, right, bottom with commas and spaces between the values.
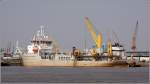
27, 26, 53, 54
112, 43, 125, 58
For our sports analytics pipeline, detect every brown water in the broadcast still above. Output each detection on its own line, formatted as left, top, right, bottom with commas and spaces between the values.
1, 66, 149, 83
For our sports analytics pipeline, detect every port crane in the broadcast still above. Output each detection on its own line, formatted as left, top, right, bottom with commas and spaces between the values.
131, 20, 139, 60
84, 16, 103, 56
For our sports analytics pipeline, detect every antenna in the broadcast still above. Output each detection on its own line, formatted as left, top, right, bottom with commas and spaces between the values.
40, 25, 43, 36
16, 40, 19, 48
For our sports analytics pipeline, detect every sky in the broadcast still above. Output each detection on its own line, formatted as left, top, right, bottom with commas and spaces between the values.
0, 0, 150, 51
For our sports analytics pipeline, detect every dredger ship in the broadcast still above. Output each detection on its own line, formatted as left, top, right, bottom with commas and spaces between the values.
22, 17, 128, 67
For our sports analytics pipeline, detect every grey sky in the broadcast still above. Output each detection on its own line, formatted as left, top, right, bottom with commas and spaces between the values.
0, 0, 150, 51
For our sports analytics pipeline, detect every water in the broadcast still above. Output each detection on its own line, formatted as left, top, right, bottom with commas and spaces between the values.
1, 66, 149, 83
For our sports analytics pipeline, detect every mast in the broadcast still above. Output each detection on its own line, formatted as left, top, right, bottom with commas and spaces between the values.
14, 40, 22, 56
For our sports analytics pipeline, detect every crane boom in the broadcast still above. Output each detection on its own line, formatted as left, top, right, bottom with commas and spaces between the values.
112, 30, 120, 44
107, 41, 112, 56
107, 32, 112, 56
131, 20, 138, 50
97, 33, 103, 48
84, 17, 103, 48
131, 20, 138, 61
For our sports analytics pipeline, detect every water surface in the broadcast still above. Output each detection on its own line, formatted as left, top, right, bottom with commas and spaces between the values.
1, 66, 149, 83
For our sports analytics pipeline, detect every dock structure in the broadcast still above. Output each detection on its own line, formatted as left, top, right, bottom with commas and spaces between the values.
126, 51, 149, 62
1, 41, 23, 66
1, 55, 22, 66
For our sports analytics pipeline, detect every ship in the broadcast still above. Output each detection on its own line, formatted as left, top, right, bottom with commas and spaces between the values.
22, 25, 128, 67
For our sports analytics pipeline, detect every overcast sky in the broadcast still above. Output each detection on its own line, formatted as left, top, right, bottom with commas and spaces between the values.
0, 0, 150, 51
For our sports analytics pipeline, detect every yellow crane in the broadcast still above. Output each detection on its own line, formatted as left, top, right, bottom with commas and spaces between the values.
84, 16, 103, 49
107, 32, 113, 57
84, 16, 113, 57
107, 40, 112, 57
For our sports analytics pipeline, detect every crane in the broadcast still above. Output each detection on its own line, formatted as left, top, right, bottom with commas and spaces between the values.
84, 16, 113, 57
84, 16, 103, 49
107, 32, 112, 57
131, 20, 138, 60
112, 30, 120, 45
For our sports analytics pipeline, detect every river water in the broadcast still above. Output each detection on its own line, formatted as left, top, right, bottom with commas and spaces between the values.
1, 66, 149, 83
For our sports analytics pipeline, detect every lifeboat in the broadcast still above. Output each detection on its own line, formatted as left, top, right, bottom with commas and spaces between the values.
32, 46, 39, 53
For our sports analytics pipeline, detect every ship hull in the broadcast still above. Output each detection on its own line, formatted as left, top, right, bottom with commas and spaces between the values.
22, 54, 128, 67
